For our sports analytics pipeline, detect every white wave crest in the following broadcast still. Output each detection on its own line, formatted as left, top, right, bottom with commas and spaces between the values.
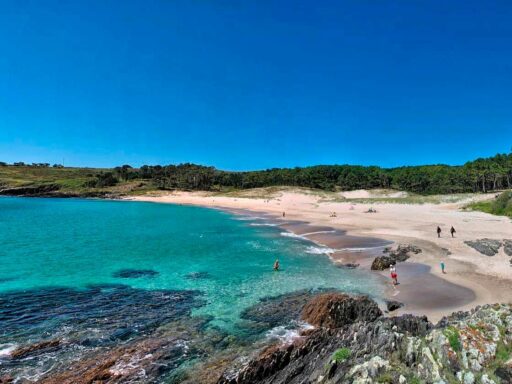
266, 322, 314, 344
0, 343, 17, 358
280, 232, 306, 240
305, 246, 338, 255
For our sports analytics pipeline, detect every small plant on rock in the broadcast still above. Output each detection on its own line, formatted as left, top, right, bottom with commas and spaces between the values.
331, 347, 351, 363
444, 326, 462, 352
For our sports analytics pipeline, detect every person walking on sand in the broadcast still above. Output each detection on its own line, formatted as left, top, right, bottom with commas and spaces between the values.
450, 226, 456, 238
437, 226, 442, 238
440, 261, 446, 274
282, 212, 286, 218
273, 259, 280, 271
390, 265, 398, 285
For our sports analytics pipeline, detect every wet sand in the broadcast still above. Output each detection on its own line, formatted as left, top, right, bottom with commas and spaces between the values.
208, 208, 476, 321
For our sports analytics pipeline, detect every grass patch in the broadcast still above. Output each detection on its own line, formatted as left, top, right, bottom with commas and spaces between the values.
331, 348, 351, 363
444, 326, 462, 352
468, 191, 512, 218
376, 373, 393, 383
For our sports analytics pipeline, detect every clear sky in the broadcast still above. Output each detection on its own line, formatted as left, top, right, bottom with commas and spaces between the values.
1, 1, 511, 170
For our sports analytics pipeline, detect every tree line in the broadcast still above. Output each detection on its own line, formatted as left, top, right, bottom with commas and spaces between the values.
106, 153, 512, 195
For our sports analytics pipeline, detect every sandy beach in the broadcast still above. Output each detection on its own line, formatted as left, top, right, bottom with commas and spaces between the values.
128, 188, 512, 322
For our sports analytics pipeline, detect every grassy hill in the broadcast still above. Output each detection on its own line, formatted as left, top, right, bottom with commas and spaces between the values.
0, 165, 157, 197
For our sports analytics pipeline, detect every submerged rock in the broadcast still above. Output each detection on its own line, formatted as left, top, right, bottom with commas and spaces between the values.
465, 239, 502, 256
112, 269, 159, 278
337, 263, 360, 269
185, 271, 211, 280
10, 340, 61, 360
300, 293, 382, 328
0, 284, 205, 381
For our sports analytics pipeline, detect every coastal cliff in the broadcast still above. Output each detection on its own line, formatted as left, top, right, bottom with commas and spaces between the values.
216, 293, 512, 384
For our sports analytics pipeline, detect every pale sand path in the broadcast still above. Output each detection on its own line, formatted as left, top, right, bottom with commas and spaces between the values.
127, 189, 512, 322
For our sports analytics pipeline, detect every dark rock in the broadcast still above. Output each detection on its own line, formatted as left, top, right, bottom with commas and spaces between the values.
109, 327, 135, 341
495, 366, 512, 382
185, 271, 211, 280
300, 293, 382, 328
388, 314, 432, 336
504, 239, 512, 257
385, 300, 404, 312
10, 340, 61, 359
0, 184, 60, 197
464, 239, 502, 256
112, 269, 159, 278
371, 244, 422, 270
240, 290, 330, 329
337, 263, 359, 269
371, 256, 396, 270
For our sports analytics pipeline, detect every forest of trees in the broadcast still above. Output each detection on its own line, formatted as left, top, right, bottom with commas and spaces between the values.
108, 153, 512, 195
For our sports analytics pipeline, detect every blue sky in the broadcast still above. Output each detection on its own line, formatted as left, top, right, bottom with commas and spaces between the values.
1, 1, 511, 170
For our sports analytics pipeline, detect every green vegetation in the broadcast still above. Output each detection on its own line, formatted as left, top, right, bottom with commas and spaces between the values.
331, 348, 351, 363
469, 191, 512, 218
444, 327, 462, 352
1, 152, 511, 197
376, 373, 393, 383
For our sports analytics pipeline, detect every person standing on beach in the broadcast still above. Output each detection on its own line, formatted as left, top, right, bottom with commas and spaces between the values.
437, 226, 442, 238
282, 212, 286, 218
440, 261, 446, 274
273, 259, 280, 271
450, 226, 456, 238
390, 265, 398, 285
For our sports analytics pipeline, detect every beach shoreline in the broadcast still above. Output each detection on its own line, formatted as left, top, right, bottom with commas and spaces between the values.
127, 188, 512, 322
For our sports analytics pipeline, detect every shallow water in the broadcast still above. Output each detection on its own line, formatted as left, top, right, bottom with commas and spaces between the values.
0, 197, 383, 381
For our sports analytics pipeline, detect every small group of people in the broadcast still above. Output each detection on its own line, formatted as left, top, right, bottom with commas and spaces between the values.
329, 211, 337, 217
436, 226, 456, 238
366, 207, 377, 213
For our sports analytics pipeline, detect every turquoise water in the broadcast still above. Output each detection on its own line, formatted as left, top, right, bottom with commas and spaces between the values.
0, 197, 382, 329
0, 197, 385, 381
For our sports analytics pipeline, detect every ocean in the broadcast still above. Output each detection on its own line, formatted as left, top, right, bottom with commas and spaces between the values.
0, 197, 383, 382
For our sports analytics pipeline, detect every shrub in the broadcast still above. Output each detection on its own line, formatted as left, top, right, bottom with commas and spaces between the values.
331, 347, 351, 363
444, 326, 462, 352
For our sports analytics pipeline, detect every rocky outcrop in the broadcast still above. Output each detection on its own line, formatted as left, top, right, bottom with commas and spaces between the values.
0, 184, 61, 197
504, 239, 512, 257
371, 244, 422, 270
240, 290, 332, 329
385, 244, 422, 260
371, 256, 396, 270
465, 239, 503, 256
385, 300, 404, 312
218, 302, 512, 384
10, 340, 61, 359
301, 293, 382, 328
